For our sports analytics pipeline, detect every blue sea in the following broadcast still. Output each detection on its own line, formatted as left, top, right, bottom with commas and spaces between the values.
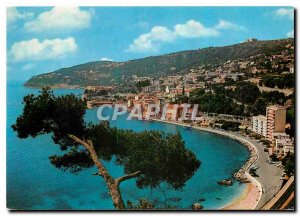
7, 82, 249, 210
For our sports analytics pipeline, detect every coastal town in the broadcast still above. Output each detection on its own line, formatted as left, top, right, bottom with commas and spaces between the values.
80, 38, 295, 210
83, 39, 294, 159
7, 5, 296, 212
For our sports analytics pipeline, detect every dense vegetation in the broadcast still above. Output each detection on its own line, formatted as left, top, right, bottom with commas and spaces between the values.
281, 153, 295, 176
286, 93, 295, 138
227, 82, 261, 104
135, 79, 151, 91
25, 38, 294, 88
189, 81, 290, 117
12, 89, 200, 209
261, 74, 294, 89
189, 89, 244, 116
215, 120, 241, 131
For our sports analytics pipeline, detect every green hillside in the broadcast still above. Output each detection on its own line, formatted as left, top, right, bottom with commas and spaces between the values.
25, 38, 294, 88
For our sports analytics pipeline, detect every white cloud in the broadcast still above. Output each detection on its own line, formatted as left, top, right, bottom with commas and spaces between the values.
275, 8, 294, 20
150, 26, 175, 42
174, 20, 220, 38
215, 19, 246, 31
127, 26, 175, 53
10, 37, 78, 61
21, 63, 36, 71
7, 7, 33, 24
286, 30, 294, 38
127, 19, 248, 53
127, 35, 158, 53
24, 7, 92, 32
127, 20, 221, 53
100, 57, 113, 61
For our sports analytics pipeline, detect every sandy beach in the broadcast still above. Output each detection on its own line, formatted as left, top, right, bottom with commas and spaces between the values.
222, 183, 260, 210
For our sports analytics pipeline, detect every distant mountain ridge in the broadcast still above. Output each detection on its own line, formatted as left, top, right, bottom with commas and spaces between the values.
25, 38, 294, 88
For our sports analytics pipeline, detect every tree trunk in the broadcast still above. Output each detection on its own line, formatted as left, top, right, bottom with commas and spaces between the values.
68, 134, 125, 209
68, 134, 140, 210
108, 181, 126, 209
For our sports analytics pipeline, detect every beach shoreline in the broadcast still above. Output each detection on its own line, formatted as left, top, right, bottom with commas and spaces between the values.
221, 183, 259, 210
150, 118, 263, 210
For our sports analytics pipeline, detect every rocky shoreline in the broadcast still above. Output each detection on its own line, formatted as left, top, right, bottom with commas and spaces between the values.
233, 139, 258, 182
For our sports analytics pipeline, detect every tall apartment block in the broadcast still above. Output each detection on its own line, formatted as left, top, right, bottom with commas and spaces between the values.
252, 115, 267, 137
266, 105, 286, 140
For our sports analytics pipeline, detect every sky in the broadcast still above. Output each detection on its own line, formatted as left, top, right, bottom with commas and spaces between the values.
6, 6, 294, 82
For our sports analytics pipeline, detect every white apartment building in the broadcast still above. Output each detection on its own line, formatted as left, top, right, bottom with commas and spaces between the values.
275, 138, 294, 157
252, 115, 267, 137
273, 132, 294, 157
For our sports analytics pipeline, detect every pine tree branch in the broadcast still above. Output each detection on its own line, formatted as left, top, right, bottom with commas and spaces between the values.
115, 171, 141, 185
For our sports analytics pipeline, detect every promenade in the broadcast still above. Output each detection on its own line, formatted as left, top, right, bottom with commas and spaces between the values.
217, 129, 283, 209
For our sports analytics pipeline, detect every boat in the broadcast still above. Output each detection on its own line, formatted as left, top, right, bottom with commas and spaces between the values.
217, 179, 233, 186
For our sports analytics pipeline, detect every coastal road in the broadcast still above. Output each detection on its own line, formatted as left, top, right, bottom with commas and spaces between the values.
212, 131, 283, 209
257, 85, 293, 97
249, 139, 283, 209
152, 119, 283, 209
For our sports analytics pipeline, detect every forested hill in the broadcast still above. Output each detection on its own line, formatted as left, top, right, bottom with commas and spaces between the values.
25, 38, 294, 88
